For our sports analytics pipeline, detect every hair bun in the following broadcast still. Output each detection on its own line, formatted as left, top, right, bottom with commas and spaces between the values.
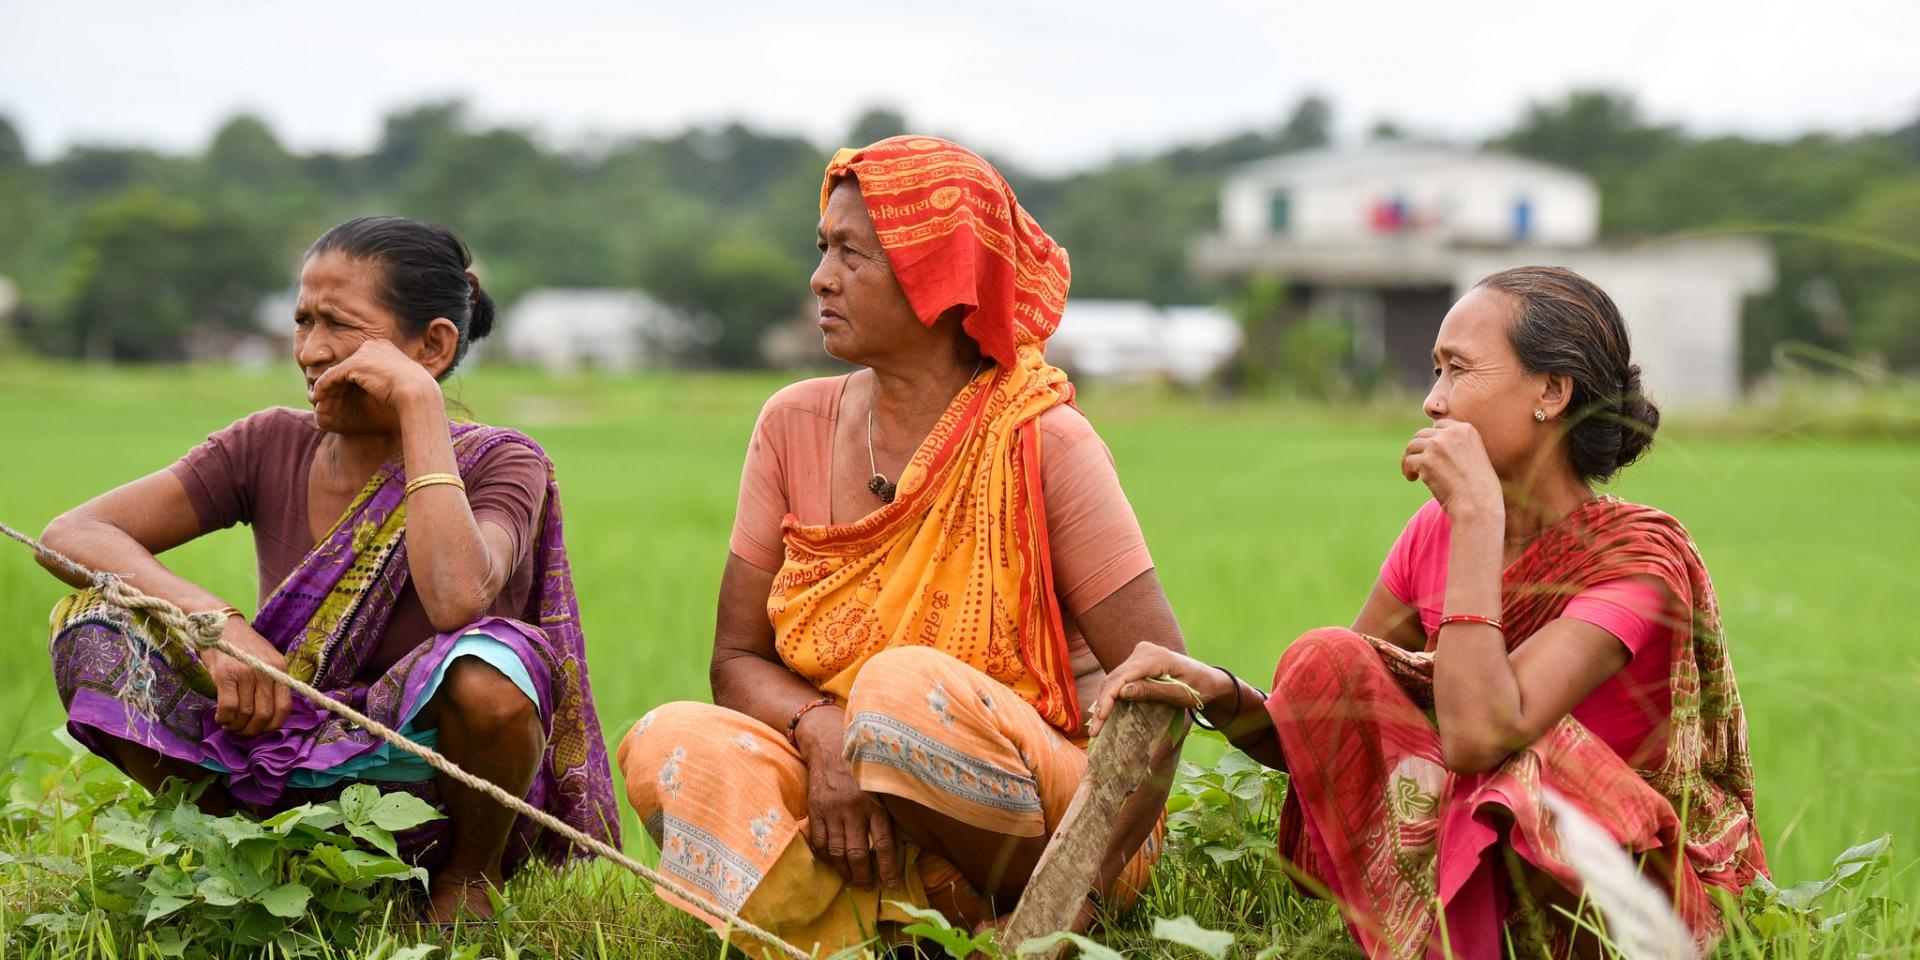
467, 280, 496, 341
1613, 364, 1659, 472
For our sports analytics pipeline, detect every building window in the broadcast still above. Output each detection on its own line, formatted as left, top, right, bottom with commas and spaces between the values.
1512, 196, 1533, 242
1269, 191, 1291, 234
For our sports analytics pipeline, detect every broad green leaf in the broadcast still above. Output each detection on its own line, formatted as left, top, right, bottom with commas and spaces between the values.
385, 947, 440, 960
1775, 878, 1836, 912
1152, 915, 1235, 958
31, 854, 85, 878
1203, 844, 1247, 865
341, 849, 417, 878
367, 790, 444, 831
198, 875, 242, 907
347, 821, 401, 859
1018, 931, 1124, 960
1831, 834, 1891, 867
310, 843, 358, 883
1165, 794, 1195, 813
1225, 773, 1266, 801
212, 815, 268, 844
97, 809, 151, 854
1213, 749, 1263, 776
142, 864, 194, 899
339, 784, 379, 824
260, 881, 313, 919
888, 900, 995, 955
144, 894, 192, 925
150, 928, 190, 957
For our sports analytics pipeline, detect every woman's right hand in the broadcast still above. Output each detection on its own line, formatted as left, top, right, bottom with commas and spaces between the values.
796, 706, 901, 890
201, 618, 293, 738
1085, 642, 1230, 737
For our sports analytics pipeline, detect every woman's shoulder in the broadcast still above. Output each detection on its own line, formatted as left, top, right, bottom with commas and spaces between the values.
203, 405, 320, 449
451, 422, 552, 472
238, 404, 319, 433
758, 374, 849, 422
1035, 402, 1100, 446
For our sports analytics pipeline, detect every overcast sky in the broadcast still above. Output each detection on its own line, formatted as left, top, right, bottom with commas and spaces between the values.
3, 0, 1915, 172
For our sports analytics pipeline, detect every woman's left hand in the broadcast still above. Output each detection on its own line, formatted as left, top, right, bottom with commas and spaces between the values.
309, 339, 440, 417
1401, 418, 1503, 519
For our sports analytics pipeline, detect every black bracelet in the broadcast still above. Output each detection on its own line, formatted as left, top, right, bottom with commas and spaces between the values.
1188, 665, 1243, 732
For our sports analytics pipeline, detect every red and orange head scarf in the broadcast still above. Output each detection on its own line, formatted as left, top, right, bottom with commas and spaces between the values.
820, 135, 1070, 368
770, 138, 1084, 734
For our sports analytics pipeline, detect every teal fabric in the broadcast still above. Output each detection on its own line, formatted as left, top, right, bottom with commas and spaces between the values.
199, 632, 540, 786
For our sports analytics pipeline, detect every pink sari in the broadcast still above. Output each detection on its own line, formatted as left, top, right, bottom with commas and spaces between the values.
1267, 498, 1765, 959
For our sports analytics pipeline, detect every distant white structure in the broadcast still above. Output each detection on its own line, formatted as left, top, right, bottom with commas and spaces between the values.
1048, 300, 1241, 386
499, 288, 701, 374
1219, 144, 1599, 249
1195, 144, 1774, 408
0, 276, 18, 321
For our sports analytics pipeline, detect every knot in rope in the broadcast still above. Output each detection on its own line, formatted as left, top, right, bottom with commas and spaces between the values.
87, 570, 224, 649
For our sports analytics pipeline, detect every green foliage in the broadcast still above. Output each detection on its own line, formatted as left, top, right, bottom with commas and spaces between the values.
54, 187, 286, 360
1163, 748, 1287, 888
1730, 836, 1902, 943
1, 743, 441, 958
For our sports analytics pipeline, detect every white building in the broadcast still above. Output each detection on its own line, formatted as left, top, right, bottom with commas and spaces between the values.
1218, 144, 1599, 250
499, 288, 702, 374
1048, 300, 1241, 386
1195, 144, 1773, 408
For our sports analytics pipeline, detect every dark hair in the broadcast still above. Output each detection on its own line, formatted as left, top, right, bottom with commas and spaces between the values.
1477, 266, 1660, 483
306, 216, 495, 377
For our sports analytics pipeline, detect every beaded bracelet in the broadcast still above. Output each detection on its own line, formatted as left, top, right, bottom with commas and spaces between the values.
785, 697, 839, 749
1436, 613, 1504, 631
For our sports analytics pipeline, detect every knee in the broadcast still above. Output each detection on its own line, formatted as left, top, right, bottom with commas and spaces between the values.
616, 701, 727, 770
1275, 627, 1371, 684
440, 658, 539, 739
48, 617, 133, 707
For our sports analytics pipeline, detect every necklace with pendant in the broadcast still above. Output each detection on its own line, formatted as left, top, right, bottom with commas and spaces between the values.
867, 360, 986, 503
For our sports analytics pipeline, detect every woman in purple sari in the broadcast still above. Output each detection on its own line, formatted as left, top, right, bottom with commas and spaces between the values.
37, 216, 619, 922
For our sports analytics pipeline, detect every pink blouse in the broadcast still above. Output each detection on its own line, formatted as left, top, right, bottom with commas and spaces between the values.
1380, 499, 1673, 766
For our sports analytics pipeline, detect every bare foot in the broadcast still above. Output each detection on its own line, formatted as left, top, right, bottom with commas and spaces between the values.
423, 871, 497, 923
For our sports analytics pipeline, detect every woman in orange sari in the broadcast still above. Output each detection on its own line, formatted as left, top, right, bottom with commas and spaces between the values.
617, 137, 1183, 954
1093, 267, 1766, 959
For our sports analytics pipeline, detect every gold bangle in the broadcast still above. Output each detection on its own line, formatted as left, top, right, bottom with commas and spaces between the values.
404, 472, 466, 498
217, 605, 245, 622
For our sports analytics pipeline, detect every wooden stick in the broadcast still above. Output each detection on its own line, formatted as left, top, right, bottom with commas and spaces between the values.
1002, 699, 1182, 958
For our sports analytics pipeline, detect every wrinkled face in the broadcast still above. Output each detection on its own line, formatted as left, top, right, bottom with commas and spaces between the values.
1423, 286, 1558, 479
293, 251, 429, 433
811, 179, 933, 366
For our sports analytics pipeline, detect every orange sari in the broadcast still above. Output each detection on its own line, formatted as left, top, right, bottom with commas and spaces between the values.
773, 136, 1085, 735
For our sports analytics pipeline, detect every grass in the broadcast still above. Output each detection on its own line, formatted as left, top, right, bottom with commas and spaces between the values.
1, 359, 1916, 957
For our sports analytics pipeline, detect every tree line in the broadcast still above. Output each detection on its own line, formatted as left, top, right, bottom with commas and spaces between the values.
0, 92, 1914, 374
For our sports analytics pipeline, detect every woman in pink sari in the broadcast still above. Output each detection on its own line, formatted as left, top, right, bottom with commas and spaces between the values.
1091, 266, 1765, 959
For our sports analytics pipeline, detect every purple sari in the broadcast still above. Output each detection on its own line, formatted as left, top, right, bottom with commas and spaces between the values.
50, 422, 620, 873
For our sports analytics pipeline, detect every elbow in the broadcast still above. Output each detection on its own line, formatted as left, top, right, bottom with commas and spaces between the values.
1438, 722, 1528, 775
35, 512, 92, 584
421, 586, 495, 634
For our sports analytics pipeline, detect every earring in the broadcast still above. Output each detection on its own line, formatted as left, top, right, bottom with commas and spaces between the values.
1533, 410, 1547, 422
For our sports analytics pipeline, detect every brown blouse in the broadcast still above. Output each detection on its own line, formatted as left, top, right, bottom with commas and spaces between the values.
168, 406, 548, 676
